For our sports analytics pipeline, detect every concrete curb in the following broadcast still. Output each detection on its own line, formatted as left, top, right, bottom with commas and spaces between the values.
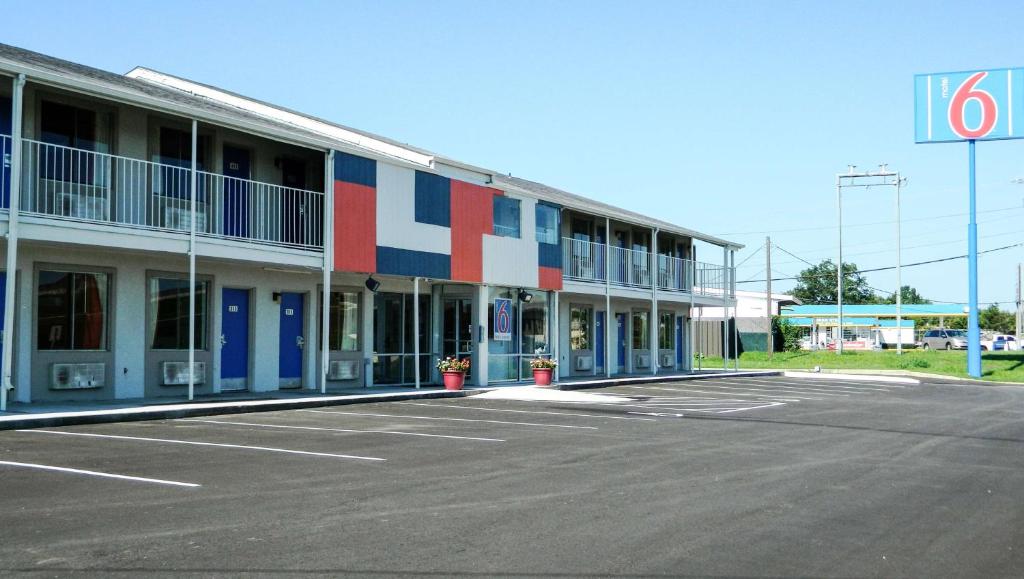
555, 370, 782, 391
755, 367, 1024, 387
0, 389, 487, 431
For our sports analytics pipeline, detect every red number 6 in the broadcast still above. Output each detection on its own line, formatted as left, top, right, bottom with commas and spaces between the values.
948, 71, 998, 139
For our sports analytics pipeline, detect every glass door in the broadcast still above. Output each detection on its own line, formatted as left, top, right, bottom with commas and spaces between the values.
443, 298, 473, 378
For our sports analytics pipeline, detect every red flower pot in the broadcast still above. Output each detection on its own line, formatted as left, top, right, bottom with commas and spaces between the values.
532, 368, 553, 386
442, 371, 466, 391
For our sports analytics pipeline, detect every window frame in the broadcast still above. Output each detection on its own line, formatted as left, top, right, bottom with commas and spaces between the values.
146, 273, 212, 352
321, 288, 362, 353
34, 264, 113, 352
493, 195, 522, 239
535, 203, 560, 245
632, 310, 650, 350
570, 305, 592, 351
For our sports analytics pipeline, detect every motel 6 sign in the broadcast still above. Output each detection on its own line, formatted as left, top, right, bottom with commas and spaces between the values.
915, 68, 1024, 143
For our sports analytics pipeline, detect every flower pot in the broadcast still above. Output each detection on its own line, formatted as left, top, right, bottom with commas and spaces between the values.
532, 367, 553, 386
442, 371, 466, 391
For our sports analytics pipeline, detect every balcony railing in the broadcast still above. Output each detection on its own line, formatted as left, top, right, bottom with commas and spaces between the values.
562, 236, 734, 297
11, 139, 324, 250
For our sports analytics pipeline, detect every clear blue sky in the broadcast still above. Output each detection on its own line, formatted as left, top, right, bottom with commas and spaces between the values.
6, 0, 1024, 307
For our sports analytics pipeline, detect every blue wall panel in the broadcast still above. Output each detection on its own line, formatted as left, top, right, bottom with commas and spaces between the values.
414, 171, 450, 227
335, 151, 376, 187
376, 246, 451, 279
538, 242, 561, 268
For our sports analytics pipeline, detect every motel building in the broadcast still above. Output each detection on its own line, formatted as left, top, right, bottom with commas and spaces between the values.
0, 44, 740, 408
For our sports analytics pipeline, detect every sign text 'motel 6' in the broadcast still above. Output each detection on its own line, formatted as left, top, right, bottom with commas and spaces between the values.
914, 67, 1024, 378
915, 68, 1024, 143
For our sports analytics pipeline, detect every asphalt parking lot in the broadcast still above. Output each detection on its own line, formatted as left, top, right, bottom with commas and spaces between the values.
2, 375, 1024, 578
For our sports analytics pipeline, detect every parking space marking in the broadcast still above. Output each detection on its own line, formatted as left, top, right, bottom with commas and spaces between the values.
299, 410, 598, 430
730, 377, 898, 392
177, 419, 505, 442
0, 460, 200, 488
688, 381, 852, 397
395, 402, 657, 421
18, 430, 386, 462
625, 385, 818, 401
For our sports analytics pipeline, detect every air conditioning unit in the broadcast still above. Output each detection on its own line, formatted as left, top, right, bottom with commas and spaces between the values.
635, 354, 651, 369
163, 205, 208, 232
50, 363, 105, 390
59, 192, 109, 221
575, 355, 593, 371
162, 361, 206, 386
661, 353, 674, 367
327, 360, 359, 380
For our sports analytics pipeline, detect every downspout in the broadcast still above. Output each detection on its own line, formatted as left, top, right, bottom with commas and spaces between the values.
321, 150, 334, 394
188, 119, 197, 401
1, 74, 25, 411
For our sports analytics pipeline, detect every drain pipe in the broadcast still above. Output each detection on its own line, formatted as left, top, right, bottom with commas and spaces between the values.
1, 74, 25, 412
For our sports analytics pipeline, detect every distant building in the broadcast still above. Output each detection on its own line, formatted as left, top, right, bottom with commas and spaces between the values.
779, 304, 968, 349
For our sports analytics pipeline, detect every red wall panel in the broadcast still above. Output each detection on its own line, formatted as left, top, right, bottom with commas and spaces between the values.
538, 266, 563, 291
450, 181, 499, 282
334, 181, 377, 273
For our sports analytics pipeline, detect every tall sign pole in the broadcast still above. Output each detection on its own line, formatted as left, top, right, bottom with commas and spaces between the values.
915, 68, 1023, 378
766, 236, 773, 359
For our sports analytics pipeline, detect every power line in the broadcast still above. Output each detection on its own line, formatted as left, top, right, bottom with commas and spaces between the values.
734, 245, 762, 268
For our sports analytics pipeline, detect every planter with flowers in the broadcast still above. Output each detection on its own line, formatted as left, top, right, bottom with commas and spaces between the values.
529, 357, 557, 386
436, 356, 471, 390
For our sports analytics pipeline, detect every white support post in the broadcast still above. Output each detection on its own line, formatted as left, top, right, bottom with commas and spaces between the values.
605, 217, 612, 378
1, 74, 25, 411
722, 245, 729, 371
413, 277, 420, 389
188, 119, 197, 401
732, 249, 739, 371
551, 290, 560, 382
321, 151, 334, 394
651, 227, 658, 376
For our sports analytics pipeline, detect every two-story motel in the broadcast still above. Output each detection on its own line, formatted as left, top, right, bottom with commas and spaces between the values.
0, 44, 739, 408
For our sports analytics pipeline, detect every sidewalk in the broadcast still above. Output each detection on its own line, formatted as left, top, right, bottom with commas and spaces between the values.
0, 386, 486, 431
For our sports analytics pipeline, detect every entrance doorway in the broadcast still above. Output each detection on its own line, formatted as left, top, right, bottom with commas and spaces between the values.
279, 292, 304, 388
220, 288, 250, 391
443, 298, 473, 379
222, 145, 251, 238
615, 312, 627, 374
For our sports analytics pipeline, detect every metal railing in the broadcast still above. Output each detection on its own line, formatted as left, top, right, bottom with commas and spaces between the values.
562, 237, 606, 282
657, 254, 692, 292
608, 244, 651, 287
17, 139, 324, 250
693, 260, 732, 297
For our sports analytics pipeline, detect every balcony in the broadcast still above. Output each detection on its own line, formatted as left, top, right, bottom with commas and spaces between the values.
562, 237, 733, 297
2, 139, 324, 250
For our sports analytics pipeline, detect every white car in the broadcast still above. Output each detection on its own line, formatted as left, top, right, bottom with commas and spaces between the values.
981, 334, 1019, 351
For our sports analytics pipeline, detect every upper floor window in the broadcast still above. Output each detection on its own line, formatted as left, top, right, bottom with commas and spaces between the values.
41, 101, 98, 151
493, 196, 521, 238
535, 204, 559, 245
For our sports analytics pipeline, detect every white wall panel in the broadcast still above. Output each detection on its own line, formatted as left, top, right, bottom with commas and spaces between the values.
482, 235, 539, 288
375, 163, 450, 255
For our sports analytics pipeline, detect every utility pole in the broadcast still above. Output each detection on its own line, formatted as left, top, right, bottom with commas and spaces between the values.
1017, 263, 1022, 339
766, 236, 773, 359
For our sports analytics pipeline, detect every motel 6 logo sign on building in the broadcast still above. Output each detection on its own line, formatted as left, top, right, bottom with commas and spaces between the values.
915, 68, 1024, 143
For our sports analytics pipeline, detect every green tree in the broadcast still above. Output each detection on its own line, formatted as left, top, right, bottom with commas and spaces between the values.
792, 259, 876, 305
883, 285, 931, 305
980, 304, 1015, 333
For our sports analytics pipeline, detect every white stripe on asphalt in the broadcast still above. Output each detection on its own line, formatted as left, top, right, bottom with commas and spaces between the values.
729, 377, 896, 392
395, 402, 657, 421
716, 402, 788, 413
693, 380, 852, 397
177, 419, 505, 442
0, 460, 200, 488
18, 430, 386, 462
299, 409, 598, 430
625, 385, 816, 401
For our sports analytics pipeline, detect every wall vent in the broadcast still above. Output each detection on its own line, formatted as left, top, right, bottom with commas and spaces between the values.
50, 363, 105, 390
162, 361, 206, 386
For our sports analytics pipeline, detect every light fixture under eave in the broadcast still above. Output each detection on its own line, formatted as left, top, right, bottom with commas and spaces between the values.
365, 276, 381, 293
518, 289, 532, 303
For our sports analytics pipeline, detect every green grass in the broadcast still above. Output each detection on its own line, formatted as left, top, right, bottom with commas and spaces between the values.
697, 350, 1024, 383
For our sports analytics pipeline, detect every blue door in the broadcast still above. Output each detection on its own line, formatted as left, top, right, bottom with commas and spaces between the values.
676, 316, 684, 367
279, 292, 304, 388
595, 311, 605, 373
0, 96, 11, 209
222, 145, 250, 238
615, 313, 627, 373
220, 288, 250, 391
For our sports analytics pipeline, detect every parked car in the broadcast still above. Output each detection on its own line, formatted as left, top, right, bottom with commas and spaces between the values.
981, 333, 1019, 351
921, 329, 968, 350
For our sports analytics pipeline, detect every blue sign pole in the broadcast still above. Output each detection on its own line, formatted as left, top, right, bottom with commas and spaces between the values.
967, 139, 981, 377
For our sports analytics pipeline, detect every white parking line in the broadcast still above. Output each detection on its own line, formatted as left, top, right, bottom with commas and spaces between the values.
299, 409, 598, 430
395, 402, 657, 421
729, 377, 896, 392
177, 419, 505, 442
18, 430, 386, 462
626, 385, 816, 401
694, 380, 853, 397
0, 460, 200, 488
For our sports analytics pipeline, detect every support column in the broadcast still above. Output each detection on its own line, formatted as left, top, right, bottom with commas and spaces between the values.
321, 151, 334, 394
188, 119, 197, 401
361, 288, 374, 387
651, 227, 658, 376
1, 74, 25, 411
722, 245, 729, 371
605, 217, 612, 378
473, 285, 489, 386
413, 277, 420, 389
431, 284, 442, 384
551, 290, 560, 382
732, 249, 739, 371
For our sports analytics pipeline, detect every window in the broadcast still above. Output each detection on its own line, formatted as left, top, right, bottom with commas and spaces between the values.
326, 291, 360, 351
659, 312, 674, 350
522, 291, 549, 355
570, 306, 591, 350
37, 270, 109, 350
149, 277, 208, 350
493, 196, 521, 238
157, 127, 210, 200
632, 311, 650, 349
41, 101, 97, 151
535, 204, 559, 245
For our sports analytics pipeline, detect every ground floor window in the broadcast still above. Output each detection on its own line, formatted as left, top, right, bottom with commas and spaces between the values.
632, 310, 649, 349
149, 277, 209, 350
570, 305, 591, 351
658, 312, 674, 350
37, 269, 109, 350
373, 292, 431, 384
488, 287, 551, 381
324, 290, 360, 351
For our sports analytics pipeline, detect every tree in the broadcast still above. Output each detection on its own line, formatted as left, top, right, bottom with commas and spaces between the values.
882, 285, 931, 305
792, 259, 876, 305
980, 304, 1015, 334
